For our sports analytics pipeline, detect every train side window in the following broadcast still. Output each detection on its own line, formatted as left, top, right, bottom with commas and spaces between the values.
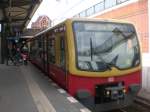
38, 37, 42, 48
48, 38, 56, 64
60, 37, 65, 69
30, 39, 37, 59
38, 37, 43, 58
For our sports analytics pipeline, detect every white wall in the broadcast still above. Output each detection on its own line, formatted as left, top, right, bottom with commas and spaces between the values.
142, 67, 150, 90
149, 0, 150, 54
142, 0, 150, 91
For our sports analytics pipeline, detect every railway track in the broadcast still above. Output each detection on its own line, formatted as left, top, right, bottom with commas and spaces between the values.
117, 109, 128, 112
107, 109, 128, 112
106, 103, 149, 112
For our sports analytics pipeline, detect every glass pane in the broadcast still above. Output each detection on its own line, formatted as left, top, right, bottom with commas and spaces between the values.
117, 0, 128, 4
60, 38, 65, 68
73, 22, 140, 71
105, 0, 117, 8
79, 11, 86, 17
94, 2, 104, 13
30, 40, 37, 60
86, 7, 94, 16
48, 38, 55, 64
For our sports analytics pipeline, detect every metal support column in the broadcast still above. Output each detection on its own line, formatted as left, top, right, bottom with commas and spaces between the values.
0, 22, 1, 63
1, 23, 8, 64
1, 23, 5, 64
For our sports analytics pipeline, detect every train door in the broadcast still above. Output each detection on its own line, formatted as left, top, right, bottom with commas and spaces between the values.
58, 34, 67, 89
40, 36, 44, 70
42, 36, 45, 71
47, 36, 56, 79
43, 36, 49, 74
37, 36, 43, 68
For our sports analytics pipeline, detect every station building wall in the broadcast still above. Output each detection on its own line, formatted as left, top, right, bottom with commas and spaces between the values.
93, 0, 148, 53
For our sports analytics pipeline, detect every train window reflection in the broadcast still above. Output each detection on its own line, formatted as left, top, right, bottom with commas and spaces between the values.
60, 37, 65, 69
73, 22, 140, 71
48, 38, 55, 64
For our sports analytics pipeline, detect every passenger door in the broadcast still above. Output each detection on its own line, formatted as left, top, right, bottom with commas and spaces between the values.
43, 36, 49, 74
58, 34, 67, 89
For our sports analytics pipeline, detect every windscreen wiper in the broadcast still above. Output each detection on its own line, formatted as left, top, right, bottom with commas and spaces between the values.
113, 28, 134, 40
90, 37, 112, 70
90, 38, 93, 61
98, 55, 112, 70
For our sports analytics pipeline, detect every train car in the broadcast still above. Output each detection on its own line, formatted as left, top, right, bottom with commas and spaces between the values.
29, 18, 142, 111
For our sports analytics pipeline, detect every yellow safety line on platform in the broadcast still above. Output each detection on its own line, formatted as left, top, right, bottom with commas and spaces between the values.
20, 66, 56, 112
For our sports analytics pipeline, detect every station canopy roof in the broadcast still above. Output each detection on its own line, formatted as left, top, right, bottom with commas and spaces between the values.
0, 0, 42, 32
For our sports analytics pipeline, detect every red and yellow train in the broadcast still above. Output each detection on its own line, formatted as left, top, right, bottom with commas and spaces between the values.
29, 18, 141, 110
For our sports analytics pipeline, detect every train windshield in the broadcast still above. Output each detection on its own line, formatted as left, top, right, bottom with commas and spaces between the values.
73, 21, 140, 71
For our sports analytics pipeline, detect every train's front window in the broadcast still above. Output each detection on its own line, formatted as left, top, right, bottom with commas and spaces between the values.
73, 21, 140, 71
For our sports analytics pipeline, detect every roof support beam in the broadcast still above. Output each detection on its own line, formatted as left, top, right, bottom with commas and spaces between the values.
22, 0, 41, 29
0, 0, 37, 8
12, 1, 33, 7
0, 0, 42, 32
11, 12, 27, 18
17, 6, 28, 11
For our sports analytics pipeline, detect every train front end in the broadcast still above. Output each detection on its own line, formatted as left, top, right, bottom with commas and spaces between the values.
67, 19, 141, 110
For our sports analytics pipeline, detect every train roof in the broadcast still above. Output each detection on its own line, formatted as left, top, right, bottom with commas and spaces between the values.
69, 18, 131, 24
34, 18, 133, 38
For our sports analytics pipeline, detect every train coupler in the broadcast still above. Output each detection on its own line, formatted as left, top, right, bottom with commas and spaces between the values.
95, 81, 126, 104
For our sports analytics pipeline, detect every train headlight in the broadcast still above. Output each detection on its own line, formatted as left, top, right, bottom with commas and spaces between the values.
123, 88, 126, 93
106, 91, 110, 96
78, 61, 90, 70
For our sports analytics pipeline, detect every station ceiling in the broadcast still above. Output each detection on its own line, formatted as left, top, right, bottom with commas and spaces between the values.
0, 0, 42, 32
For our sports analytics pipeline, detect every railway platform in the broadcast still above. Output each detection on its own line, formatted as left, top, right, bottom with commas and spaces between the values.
135, 88, 150, 108
134, 66, 150, 108
1, 62, 150, 112
0, 63, 91, 112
